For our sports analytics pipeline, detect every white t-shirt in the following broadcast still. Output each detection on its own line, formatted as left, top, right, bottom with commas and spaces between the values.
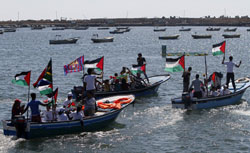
84, 75, 96, 91
63, 99, 72, 111
44, 111, 53, 121
224, 61, 236, 73
57, 113, 69, 121
70, 111, 84, 120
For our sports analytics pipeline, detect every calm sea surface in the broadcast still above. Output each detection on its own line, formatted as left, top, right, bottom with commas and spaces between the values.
0, 27, 250, 153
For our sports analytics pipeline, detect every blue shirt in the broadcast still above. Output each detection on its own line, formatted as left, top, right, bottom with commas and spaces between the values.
28, 100, 42, 116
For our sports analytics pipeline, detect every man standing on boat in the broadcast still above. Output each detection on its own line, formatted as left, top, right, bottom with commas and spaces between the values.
84, 69, 102, 95
136, 53, 149, 83
23, 93, 51, 122
222, 56, 241, 92
189, 74, 203, 99
182, 67, 192, 92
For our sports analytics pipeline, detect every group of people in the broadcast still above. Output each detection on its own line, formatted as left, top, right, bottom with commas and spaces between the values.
182, 56, 241, 99
82, 53, 149, 93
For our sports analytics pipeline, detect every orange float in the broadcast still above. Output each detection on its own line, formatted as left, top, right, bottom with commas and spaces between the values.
97, 97, 132, 109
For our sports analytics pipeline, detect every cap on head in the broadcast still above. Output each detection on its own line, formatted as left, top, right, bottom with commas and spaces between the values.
15, 99, 21, 103
68, 92, 73, 97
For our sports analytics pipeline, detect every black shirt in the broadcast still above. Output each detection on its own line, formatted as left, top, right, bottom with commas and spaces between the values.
137, 57, 146, 66
182, 71, 191, 83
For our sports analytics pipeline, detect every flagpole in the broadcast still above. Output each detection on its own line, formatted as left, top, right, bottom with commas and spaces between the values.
204, 54, 209, 97
82, 55, 85, 103
26, 84, 30, 121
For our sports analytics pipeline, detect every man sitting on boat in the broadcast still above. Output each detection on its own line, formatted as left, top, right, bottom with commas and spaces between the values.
23, 93, 52, 122
83, 92, 96, 116
69, 106, 84, 120
189, 74, 204, 99
128, 69, 147, 89
222, 56, 241, 92
57, 108, 69, 121
210, 86, 220, 97
63, 92, 74, 111
220, 85, 231, 96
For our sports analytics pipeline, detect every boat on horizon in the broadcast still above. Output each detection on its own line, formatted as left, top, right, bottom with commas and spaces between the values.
74, 26, 88, 30
2, 95, 135, 139
91, 34, 114, 43
153, 27, 166, 32
192, 34, 212, 39
159, 34, 180, 40
52, 27, 65, 31
206, 27, 220, 31
172, 77, 250, 110
97, 27, 110, 30
0, 30, 3, 34
109, 29, 124, 34
49, 35, 79, 45
179, 27, 191, 31
224, 28, 237, 32
222, 34, 240, 38
4, 28, 16, 32
72, 74, 171, 100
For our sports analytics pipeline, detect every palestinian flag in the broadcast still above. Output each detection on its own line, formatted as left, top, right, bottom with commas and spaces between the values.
212, 41, 226, 56
33, 59, 53, 95
84, 56, 104, 71
165, 56, 185, 72
53, 88, 58, 103
131, 64, 146, 74
211, 72, 216, 84
12, 71, 31, 86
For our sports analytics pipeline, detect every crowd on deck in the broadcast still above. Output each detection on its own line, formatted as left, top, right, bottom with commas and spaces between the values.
182, 56, 241, 99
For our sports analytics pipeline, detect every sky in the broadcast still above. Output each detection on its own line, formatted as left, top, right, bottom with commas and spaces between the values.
1, 0, 250, 21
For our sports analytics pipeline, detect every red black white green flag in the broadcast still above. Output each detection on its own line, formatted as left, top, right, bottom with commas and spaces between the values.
165, 56, 185, 72
12, 71, 31, 86
33, 59, 53, 95
131, 64, 146, 74
84, 56, 104, 71
212, 41, 226, 56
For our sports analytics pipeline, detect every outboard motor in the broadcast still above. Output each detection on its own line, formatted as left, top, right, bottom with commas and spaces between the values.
182, 92, 191, 109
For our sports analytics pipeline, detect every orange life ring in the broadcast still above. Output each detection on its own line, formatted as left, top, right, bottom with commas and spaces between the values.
114, 97, 133, 104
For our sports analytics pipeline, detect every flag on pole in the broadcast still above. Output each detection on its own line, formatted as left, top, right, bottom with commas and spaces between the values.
12, 71, 31, 86
53, 88, 58, 103
131, 64, 146, 74
84, 56, 104, 71
165, 56, 185, 72
212, 41, 226, 56
64, 56, 84, 75
33, 59, 53, 95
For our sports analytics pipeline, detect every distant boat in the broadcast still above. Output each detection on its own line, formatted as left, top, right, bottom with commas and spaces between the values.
0, 30, 3, 34
222, 34, 240, 38
49, 35, 79, 44
4, 28, 16, 32
159, 34, 180, 40
31, 25, 44, 30
52, 27, 65, 31
153, 27, 166, 32
97, 27, 110, 30
247, 29, 250, 31
179, 27, 191, 31
192, 34, 212, 39
109, 29, 124, 34
206, 27, 220, 31
91, 34, 114, 43
224, 28, 237, 32
116, 27, 129, 30
74, 26, 88, 30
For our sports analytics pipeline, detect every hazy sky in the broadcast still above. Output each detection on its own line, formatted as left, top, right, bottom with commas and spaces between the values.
1, 0, 250, 20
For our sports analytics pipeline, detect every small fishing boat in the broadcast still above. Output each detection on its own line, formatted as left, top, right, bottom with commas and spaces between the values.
116, 27, 129, 30
206, 27, 220, 31
0, 30, 3, 34
4, 28, 16, 32
2, 95, 135, 139
109, 29, 124, 34
222, 34, 240, 38
49, 35, 79, 45
224, 28, 237, 32
153, 28, 166, 32
52, 27, 65, 30
192, 34, 212, 39
247, 29, 250, 32
179, 27, 191, 31
31, 25, 44, 30
172, 77, 250, 110
97, 27, 110, 30
159, 35, 180, 40
91, 34, 114, 43
73, 74, 171, 100
74, 27, 88, 30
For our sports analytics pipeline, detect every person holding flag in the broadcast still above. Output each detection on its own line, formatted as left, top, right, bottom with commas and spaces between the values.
134, 53, 149, 83
222, 56, 241, 92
